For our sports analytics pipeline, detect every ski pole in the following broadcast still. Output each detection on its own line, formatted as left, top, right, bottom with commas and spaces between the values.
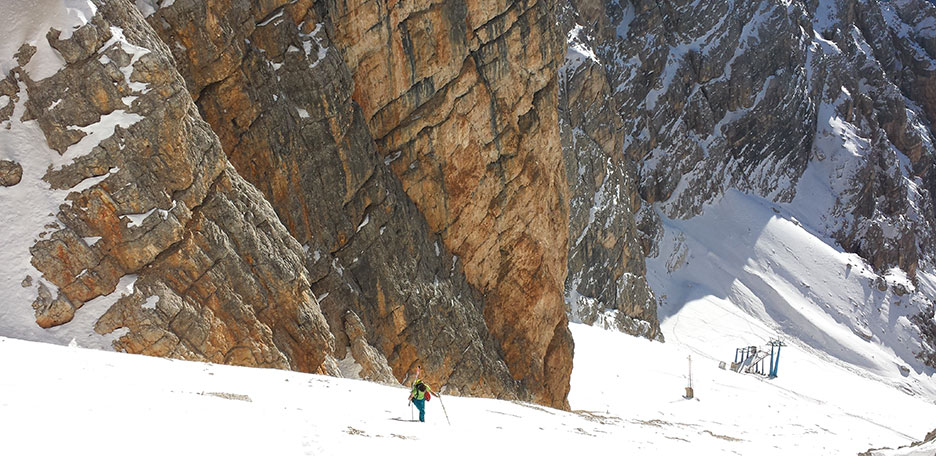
410, 399, 413, 421
436, 392, 451, 425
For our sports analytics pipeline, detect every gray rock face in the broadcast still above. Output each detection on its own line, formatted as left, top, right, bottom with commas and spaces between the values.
4, 0, 336, 374
602, 0, 816, 216
559, 0, 936, 364
559, 0, 661, 340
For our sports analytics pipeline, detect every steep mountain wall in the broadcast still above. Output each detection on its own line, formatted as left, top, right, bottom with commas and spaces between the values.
559, 0, 936, 365
0, 0, 335, 372
138, 0, 526, 400
1, 0, 578, 408
136, 0, 574, 406
320, 0, 575, 407
557, 0, 661, 340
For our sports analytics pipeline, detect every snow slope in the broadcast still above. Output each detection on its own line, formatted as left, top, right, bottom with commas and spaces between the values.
648, 189, 936, 395
1, 318, 933, 455
0, 0, 98, 80
638, 185, 936, 453
572, 322, 936, 455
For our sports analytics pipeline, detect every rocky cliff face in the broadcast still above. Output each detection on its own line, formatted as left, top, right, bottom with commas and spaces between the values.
321, 0, 575, 407
557, 0, 661, 340
137, 0, 530, 401
0, 0, 335, 372
47, 0, 575, 407
558, 0, 936, 363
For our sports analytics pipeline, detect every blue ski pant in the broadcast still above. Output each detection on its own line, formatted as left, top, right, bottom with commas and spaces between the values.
412, 398, 426, 422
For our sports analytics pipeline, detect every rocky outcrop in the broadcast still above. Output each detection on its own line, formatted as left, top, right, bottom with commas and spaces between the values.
322, 0, 574, 409
557, 1, 661, 340
911, 305, 936, 369
4, 0, 335, 373
342, 310, 397, 384
860, 426, 936, 456
0, 160, 22, 186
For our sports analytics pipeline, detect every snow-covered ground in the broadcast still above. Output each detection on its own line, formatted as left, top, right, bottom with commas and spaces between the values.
639, 185, 936, 454
1, 316, 933, 455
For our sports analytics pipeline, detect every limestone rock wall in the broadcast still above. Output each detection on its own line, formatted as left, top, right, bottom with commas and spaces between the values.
0, 0, 580, 408
4, 0, 335, 373
138, 0, 567, 403
320, 0, 574, 407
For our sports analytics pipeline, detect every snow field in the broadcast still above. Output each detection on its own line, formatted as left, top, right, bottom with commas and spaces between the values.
0, 0, 97, 80
0, 336, 619, 456
572, 321, 936, 455
1, 314, 933, 456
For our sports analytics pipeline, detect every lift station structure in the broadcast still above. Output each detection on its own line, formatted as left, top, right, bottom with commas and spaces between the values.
732, 339, 785, 378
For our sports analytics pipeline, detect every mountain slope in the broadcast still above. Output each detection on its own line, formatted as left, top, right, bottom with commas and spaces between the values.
648, 189, 936, 393
1, 320, 933, 455
0, 0, 577, 408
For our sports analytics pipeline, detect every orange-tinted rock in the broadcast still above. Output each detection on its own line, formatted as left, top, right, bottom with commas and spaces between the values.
0, 160, 22, 186
16, 1, 335, 374
144, 0, 525, 401
328, 0, 574, 408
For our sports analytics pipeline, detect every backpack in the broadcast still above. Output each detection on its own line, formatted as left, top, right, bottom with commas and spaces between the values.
416, 381, 431, 401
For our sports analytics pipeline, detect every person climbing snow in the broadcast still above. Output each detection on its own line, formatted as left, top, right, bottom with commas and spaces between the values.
408, 366, 433, 422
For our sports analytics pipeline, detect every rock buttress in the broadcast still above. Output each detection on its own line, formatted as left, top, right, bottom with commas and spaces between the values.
141, 0, 525, 400
324, 0, 574, 408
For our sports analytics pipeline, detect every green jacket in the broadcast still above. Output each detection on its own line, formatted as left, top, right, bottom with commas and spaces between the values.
411, 380, 431, 400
